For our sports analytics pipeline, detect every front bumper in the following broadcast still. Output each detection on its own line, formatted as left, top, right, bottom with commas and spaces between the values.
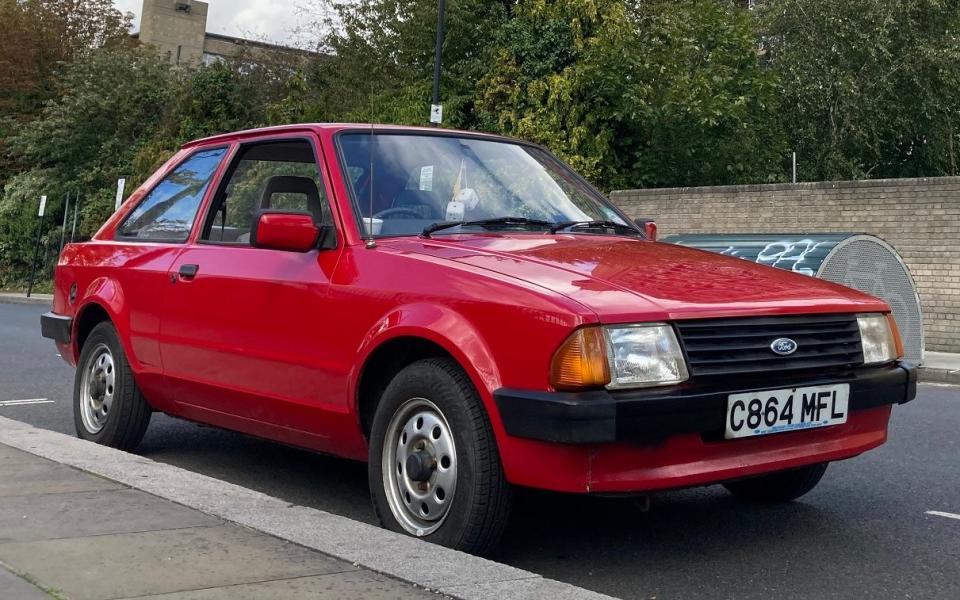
40, 312, 73, 344
495, 362, 917, 444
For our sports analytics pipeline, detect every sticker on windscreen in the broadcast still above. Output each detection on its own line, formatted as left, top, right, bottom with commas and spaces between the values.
419, 166, 434, 191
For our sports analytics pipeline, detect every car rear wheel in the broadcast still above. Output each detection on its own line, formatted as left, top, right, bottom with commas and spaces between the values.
368, 358, 512, 555
723, 463, 829, 503
74, 322, 151, 450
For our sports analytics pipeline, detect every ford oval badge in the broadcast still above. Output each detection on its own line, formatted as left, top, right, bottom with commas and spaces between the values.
770, 338, 798, 356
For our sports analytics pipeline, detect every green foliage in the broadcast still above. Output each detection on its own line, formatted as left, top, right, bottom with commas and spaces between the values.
297, 0, 509, 126
476, 0, 786, 188
8, 47, 173, 188
627, 0, 787, 187
0, 0, 132, 117
760, 0, 960, 180
0, 171, 61, 287
175, 59, 293, 140
0, 0, 133, 211
2, 46, 175, 258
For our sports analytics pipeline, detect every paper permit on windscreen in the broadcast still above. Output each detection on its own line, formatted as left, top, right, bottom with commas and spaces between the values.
419, 165, 434, 191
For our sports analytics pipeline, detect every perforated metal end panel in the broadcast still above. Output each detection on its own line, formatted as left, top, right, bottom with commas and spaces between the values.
817, 236, 924, 364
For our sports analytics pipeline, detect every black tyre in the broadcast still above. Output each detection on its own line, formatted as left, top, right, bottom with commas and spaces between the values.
723, 463, 829, 503
368, 358, 512, 555
73, 322, 152, 450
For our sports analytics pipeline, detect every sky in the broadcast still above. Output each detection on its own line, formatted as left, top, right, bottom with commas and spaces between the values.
113, 0, 306, 46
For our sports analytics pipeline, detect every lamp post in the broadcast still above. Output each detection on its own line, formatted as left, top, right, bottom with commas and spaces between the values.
430, 0, 447, 126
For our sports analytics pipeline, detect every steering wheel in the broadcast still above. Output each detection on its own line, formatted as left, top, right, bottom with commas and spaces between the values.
373, 207, 428, 220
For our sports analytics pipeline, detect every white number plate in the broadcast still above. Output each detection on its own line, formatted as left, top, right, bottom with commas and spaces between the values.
725, 384, 849, 439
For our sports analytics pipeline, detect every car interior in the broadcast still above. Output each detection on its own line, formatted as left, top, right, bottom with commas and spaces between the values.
202, 141, 328, 245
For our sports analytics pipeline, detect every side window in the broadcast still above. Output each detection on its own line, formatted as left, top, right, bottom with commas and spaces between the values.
202, 140, 327, 244
117, 148, 227, 241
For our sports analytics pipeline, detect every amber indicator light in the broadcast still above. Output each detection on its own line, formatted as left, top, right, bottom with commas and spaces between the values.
550, 327, 611, 390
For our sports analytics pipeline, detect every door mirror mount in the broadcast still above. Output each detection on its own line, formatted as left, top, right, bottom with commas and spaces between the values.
317, 223, 338, 250
251, 210, 324, 253
634, 218, 657, 241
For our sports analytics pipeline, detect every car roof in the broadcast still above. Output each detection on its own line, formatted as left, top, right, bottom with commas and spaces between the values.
180, 123, 528, 150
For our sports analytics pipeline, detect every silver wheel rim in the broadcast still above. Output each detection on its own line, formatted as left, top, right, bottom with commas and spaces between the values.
382, 398, 457, 537
79, 343, 115, 434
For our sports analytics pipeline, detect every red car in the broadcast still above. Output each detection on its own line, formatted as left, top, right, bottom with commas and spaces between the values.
42, 124, 917, 553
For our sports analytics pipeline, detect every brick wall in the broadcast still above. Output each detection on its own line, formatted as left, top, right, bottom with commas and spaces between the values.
611, 177, 960, 353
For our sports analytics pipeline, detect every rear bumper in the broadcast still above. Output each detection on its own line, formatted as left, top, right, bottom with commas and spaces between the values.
40, 312, 73, 344
495, 362, 917, 444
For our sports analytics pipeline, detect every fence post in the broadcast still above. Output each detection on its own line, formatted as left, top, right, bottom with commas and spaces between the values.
60, 192, 70, 252
71, 194, 80, 242
27, 195, 47, 298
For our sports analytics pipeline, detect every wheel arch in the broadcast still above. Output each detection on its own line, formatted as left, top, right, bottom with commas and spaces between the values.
71, 276, 134, 366
75, 302, 113, 357
351, 304, 503, 440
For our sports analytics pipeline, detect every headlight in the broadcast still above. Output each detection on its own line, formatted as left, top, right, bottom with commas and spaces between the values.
857, 313, 903, 365
550, 324, 688, 391
603, 324, 688, 389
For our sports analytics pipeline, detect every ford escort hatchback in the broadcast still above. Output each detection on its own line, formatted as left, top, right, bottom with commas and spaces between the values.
42, 124, 917, 554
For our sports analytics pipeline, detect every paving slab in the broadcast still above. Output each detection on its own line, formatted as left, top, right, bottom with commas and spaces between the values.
121, 570, 431, 600
0, 525, 356, 600
0, 443, 44, 466
0, 564, 53, 599
0, 488, 222, 543
441, 577, 615, 600
0, 456, 122, 497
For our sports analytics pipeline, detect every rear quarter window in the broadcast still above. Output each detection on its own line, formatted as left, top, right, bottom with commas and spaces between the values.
117, 147, 227, 242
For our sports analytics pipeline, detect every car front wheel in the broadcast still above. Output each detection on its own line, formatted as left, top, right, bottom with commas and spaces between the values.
73, 322, 152, 450
368, 358, 512, 555
723, 463, 829, 503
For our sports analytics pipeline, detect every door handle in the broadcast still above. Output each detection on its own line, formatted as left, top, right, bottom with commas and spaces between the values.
178, 264, 199, 279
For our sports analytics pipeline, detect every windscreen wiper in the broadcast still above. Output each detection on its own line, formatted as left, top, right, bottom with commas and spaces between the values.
548, 220, 642, 235
421, 217, 554, 238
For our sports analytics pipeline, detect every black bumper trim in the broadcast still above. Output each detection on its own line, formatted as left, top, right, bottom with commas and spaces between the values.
40, 312, 72, 344
495, 362, 918, 444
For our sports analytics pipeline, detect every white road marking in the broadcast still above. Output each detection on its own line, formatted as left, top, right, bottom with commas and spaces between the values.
0, 398, 55, 407
926, 511, 960, 521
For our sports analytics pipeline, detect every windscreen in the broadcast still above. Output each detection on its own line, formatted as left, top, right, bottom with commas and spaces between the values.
337, 133, 628, 237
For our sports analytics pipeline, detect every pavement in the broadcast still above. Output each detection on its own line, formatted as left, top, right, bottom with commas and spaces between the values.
2, 299, 960, 599
0, 434, 437, 600
0, 417, 612, 600
0, 292, 53, 305
923, 351, 960, 384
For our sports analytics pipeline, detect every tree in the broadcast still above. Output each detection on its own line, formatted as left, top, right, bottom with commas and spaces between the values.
760, 0, 960, 180
296, 0, 509, 126
0, 0, 132, 192
0, 0, 131, 115
0, 46, 173, 286
476, 0, 786, 189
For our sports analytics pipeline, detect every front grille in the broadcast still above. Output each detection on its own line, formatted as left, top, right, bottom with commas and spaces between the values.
675, 314, 864, 377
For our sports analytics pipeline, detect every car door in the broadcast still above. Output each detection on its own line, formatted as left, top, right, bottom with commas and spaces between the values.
159, 136, 345, 447
105, 146, 230, 409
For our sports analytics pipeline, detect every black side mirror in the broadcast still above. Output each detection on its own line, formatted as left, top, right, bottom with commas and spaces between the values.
634, 218, 657, 241
317, 224, 338, 250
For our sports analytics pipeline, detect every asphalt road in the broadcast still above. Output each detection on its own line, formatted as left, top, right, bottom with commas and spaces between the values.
2, 301, 958, 599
